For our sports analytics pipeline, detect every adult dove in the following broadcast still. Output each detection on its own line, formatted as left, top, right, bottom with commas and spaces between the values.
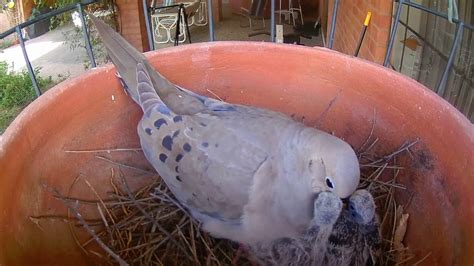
90, 15, 360, 245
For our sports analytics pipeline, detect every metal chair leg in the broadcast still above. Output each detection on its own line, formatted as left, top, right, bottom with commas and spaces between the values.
298, 0, 303, 24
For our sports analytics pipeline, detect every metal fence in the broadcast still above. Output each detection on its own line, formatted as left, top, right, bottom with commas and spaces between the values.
385, 0, 472, 95
384, 0, 473, 120
325, 0, 472, 120
0, 0, 97, 97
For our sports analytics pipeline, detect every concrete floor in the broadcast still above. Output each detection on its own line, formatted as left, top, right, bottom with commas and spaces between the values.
0, 24, 90, 81
154, 5, 322, 49
0, 4, 322, 82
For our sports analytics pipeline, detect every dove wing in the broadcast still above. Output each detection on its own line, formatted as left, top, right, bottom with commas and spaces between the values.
137, 64, 302, 220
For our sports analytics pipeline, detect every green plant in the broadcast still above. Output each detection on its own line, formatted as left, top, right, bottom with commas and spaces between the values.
30, 0, 48, 19
0, 61, 58, 133
33, 0, 47, 8
62, 13, 118, 69
0, 61, 52, 108
0, 105, 21, 134
50, 0, 81, 29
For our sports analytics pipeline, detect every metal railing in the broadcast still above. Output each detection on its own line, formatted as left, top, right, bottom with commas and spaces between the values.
0, 0, 97, 97
384, 0, 473, 97
327, 0, 339, 49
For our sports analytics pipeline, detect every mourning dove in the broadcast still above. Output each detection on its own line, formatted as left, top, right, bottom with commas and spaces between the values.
91, 16, 360, 245
249, 190, 380, 266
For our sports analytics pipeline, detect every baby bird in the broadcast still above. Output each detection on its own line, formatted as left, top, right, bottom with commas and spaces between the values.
250, 191, 343, 265
324, 189, 381, 266
249, 190, 380, 266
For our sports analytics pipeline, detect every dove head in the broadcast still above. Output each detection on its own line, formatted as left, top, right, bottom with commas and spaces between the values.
300, 129, 360, 199
348, 189, 376, 224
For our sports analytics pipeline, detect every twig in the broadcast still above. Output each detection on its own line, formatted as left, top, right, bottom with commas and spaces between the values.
95, 155, 156, 175
119, 171, 193, 260
68, 200, 129, 266
41, 182, 128, 266
206, 89, 224, 101
65, 148, 142, 154
411, 252, 432, 266
358, 108, 377, 153
65, 175, 91, 257
83, 179, 117, 224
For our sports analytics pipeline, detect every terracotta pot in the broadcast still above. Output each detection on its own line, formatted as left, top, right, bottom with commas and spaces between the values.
0, 42, 472, 265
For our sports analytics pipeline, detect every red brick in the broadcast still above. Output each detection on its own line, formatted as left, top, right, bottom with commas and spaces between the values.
376, 0, 393, 15
373, 45, 387, 63
325, 0, 388, 64
371, 14, 392, 31
116, 0, 150, 51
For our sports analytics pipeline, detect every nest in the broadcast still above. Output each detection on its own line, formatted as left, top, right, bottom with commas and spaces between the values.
39, 113, 430, 266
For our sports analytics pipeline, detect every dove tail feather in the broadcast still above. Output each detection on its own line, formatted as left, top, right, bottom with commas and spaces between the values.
89, 14, 145, 104
90, 14, 177, 107
137, 63, 170, 115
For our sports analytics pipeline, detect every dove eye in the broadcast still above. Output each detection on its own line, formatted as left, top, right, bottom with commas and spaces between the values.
325, 176, 334, 189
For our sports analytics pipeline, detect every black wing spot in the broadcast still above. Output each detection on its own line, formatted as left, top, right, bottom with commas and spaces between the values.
159, 153, 168, 163
154, 118, 167, 129
183, 143, 192, 152
173, 115, 183, 123
176, 176, 182, 182
176, 154, 183, 162
162, 136, 173, 151
172, 130, 180, 138
145, 128, 152, 135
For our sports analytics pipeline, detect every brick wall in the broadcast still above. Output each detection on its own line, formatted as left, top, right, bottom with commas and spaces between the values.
327, 0, 392, 64
116, 0, 150, 52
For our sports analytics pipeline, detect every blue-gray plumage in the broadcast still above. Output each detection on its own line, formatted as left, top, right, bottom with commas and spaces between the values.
91, 15, 361, 245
